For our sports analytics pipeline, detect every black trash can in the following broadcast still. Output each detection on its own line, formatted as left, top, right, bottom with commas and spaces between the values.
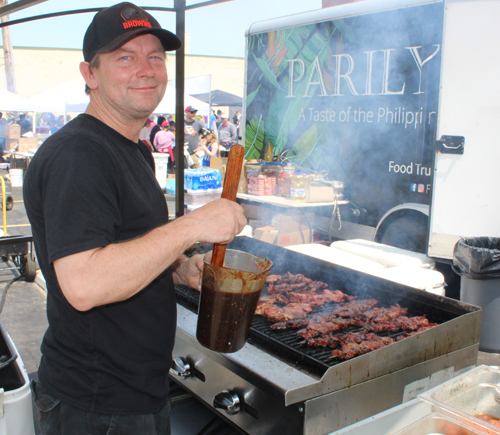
453, 237, 500, 352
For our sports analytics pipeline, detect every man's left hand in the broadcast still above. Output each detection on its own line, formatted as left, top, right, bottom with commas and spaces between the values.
172, 254, 204, 290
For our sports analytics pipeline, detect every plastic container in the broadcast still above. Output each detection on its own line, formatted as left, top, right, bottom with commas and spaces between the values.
196, 249, 273, 353
420, 365, 500, 434
393, 412, 485, 435
185, 189, 214, 206
8, 169, 23, 188
152, 153, 169, 189
0, 323, 35, 435
278, 165, 295, 197
453, 237, 500, 352
291, 172, 306, 201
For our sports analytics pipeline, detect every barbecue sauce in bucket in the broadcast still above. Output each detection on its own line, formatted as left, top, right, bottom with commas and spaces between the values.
196, 249, 273, 353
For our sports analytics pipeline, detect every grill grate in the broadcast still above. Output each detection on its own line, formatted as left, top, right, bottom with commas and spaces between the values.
175, 284, 435, 376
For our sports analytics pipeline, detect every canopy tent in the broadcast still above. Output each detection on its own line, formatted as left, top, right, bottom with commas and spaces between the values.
155, 86, 209, 116
0, 89, 33, 112
28, 80, 89, 113
191, 89, 243, 107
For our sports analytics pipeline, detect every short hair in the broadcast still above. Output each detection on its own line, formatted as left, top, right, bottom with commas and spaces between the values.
84, 55, 101, 95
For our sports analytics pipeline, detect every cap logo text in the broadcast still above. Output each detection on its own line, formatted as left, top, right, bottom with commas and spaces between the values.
121, 6, 151, 30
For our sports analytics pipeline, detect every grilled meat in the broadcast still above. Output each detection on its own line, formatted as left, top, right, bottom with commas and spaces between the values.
330, 335, 396, 360
297, 316, 363, 339
363, 315, 432, 333
271, 318, 310, 330
333, 299, 379, 317
263, 303, 313, 323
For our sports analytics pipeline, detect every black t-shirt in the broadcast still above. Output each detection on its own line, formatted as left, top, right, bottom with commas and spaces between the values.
23, 114, 176, 414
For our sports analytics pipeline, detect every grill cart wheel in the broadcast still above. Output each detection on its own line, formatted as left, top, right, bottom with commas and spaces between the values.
23, 253, 36, 282
0, 196, 13, 211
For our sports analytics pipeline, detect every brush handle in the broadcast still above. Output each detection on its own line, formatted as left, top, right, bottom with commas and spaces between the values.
211, 145, 245, 267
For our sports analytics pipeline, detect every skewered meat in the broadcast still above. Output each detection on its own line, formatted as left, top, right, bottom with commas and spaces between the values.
302, 330, 375, 348
256, 272, 438, 362
363, 315, 432, 333
271, 318, 310, 330
297, 316, 363, 339
255, 294, 289, 316
330, 336, 396, 360
361, 305, 408, 322
263, 303, 313, 323
333, 299, 379, 317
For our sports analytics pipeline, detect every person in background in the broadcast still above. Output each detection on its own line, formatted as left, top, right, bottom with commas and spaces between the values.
48, 118, 60, 135
218, 113, 237, 149
18, 113, 33, 137
232, 110, 241, 127
184, 105, 204, 168
154, 120, 175, 173
195, 132, 219, 168
216, 109, 222, 129
6, 112, 15, 124
139, 118, 154, 152
23, 3, 246, 434
209, 109, 217, 130
56, 115, 65, 128
150, 115, 165, 144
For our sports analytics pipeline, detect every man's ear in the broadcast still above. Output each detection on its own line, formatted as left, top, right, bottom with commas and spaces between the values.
80, 62, 97, 92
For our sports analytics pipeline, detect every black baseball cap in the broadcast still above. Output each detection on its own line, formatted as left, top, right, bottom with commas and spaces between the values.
83, 2, 182, 62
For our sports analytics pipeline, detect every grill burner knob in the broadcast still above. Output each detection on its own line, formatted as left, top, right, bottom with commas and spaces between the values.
213, 390, 241, 415
169, 357, 192, 379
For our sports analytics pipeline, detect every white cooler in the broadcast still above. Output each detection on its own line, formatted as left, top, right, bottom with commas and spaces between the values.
286, 242, 445, 295
0, 326, 34, 435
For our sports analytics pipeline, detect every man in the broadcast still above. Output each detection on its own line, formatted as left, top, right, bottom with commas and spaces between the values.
218, 113, 237, 149
184, 105, 205, 168
23, 3, 246, 434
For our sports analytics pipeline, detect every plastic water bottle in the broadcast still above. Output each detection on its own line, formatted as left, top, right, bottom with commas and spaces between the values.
192, 170, 200, 191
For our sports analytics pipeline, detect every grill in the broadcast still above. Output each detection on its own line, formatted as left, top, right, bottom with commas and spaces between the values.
171, 237, 481, 435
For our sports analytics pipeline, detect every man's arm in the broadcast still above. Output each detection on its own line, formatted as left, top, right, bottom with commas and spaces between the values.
54, 199, 246, 311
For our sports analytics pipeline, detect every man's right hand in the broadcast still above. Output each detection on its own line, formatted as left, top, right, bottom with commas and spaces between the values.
185, 198, 247, 245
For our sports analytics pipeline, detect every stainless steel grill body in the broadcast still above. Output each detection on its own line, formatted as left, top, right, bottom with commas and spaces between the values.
171, 238, 481, 435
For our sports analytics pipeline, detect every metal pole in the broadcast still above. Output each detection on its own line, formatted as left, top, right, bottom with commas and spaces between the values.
0, 0, 16, 93
174, 0, 185, 218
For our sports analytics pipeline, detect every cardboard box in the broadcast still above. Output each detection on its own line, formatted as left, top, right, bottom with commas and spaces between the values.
18, 137, 39, 153
271, 213, 315, 233
254, 225, 278, 244
306, 181, 335, 203
254, 224, 312, 247
5, 139, 19, 151
276, 228, 312, 246
4, 124, 20, 139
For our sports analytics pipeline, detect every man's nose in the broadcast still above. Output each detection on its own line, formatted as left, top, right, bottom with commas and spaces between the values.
136, 57, 155, 77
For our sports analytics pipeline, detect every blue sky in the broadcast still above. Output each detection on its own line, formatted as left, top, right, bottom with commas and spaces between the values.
4, 0, 322, 58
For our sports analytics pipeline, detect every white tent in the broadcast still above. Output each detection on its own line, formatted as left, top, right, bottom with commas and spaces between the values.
28, 80, 89, 113
155, 86, 209, 116
0, 89, 33, 112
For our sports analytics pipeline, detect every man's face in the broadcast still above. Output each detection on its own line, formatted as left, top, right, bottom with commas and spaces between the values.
221, 117, 228, 125
88, 34, 167, 120
185, 110, 197, 122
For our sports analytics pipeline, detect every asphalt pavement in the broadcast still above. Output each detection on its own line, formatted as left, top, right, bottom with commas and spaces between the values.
0, 178, 498, 434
